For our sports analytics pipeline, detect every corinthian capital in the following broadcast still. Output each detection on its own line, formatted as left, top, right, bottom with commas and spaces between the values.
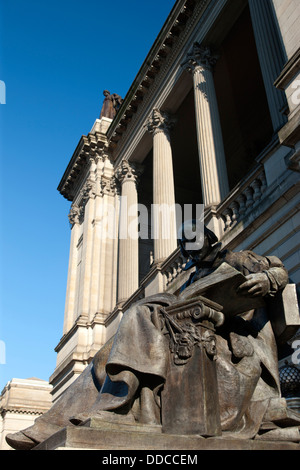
145, 108, 176, 136
68, 204, 81, 226
101, 175, 119, 196
182, 43, 218, 73
115, 160, 143, 185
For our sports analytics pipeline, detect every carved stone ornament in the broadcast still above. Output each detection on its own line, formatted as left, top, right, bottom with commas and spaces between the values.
160, 298, 224, 365
171, 319, 216, 365
92, 148, 109, 165
145, 108, 176, 135
101, 175, 119, 196
115, 160, 143, 185
182, 42, 218, 73
79, 179, 96, 203
68, 204, 81, 225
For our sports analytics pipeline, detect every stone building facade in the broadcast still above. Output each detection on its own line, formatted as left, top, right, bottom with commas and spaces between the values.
0, 378, 52, 450
1, 0, 299, 451
50, 0, 300, 403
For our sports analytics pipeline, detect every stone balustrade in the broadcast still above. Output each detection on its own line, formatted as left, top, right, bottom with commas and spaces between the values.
217, 167, 267, 232
161, 248, 187, 287
111, 166, 269, 314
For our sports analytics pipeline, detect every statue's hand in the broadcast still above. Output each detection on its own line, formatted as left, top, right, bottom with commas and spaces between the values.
237, 273, 270, 297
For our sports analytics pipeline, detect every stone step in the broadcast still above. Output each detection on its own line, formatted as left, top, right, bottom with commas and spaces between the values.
33, 422, 300, 451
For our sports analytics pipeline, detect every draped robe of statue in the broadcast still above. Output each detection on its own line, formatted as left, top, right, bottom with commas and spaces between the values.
6, 244, 300, 449
100, 90, 123, 119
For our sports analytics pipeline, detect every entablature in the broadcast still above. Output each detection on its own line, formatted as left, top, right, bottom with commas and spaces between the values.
57, 131, 109, 201
106, 0, 202, 155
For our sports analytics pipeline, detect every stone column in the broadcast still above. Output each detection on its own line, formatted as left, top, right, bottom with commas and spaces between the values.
249, 0, 287, 132
89, 154, 106, 319
76, 161, 97, 320
182, 43, 229, 206
146, 108, 178, 263
116, 160, 142, 303
63, 204, 81, 334
98, 171, 119, 315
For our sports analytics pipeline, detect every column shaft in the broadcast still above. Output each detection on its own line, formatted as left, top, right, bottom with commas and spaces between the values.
63, 207, 81, 334
249, 0, 287, 131
87, 156, 105, 318
116, 161, 141, 303
75, 159, 97, 318
182, 44, 229, 206
146, 109, 178, 262
99, 190, 119, 313
78, 197, 95, 318
194, 66, 229, 204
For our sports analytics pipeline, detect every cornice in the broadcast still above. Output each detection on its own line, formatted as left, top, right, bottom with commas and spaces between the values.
54, 310, 114, 354
57, 132, 109, 201
107, 0, 214, 167
58, 0, 214, 200
1, 408, 44, 416
106, 0, 202, 152
274, 47, 300, 90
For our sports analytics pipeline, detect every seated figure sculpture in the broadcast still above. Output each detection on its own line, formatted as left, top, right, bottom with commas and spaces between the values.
6, 224, 300, 449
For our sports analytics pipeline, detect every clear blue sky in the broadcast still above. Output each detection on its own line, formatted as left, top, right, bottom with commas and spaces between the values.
0, 0, 176, 391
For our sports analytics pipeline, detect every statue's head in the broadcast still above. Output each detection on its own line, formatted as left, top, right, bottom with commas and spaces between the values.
178, 220, 218, 262
103, 90, 110, 96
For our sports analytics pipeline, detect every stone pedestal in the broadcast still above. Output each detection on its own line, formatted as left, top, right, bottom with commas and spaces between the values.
161, 297, 223, 437
90, 117, 112, 134
33, 419, 300, 450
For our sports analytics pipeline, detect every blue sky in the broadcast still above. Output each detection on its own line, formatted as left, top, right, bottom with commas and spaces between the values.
0, 0, 176, 391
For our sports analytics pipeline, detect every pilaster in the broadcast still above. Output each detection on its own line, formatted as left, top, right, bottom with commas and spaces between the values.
97, 159, 119, 315
76, 158, 97, 321
62, 206, 81, 334
89, 153, 107, 320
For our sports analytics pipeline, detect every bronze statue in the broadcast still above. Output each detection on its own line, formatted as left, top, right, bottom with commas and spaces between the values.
100, 90, 123, 119
6, 223, 300, 449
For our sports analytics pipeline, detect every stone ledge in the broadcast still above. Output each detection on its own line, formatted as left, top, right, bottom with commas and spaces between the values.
33, 422, 300, 451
